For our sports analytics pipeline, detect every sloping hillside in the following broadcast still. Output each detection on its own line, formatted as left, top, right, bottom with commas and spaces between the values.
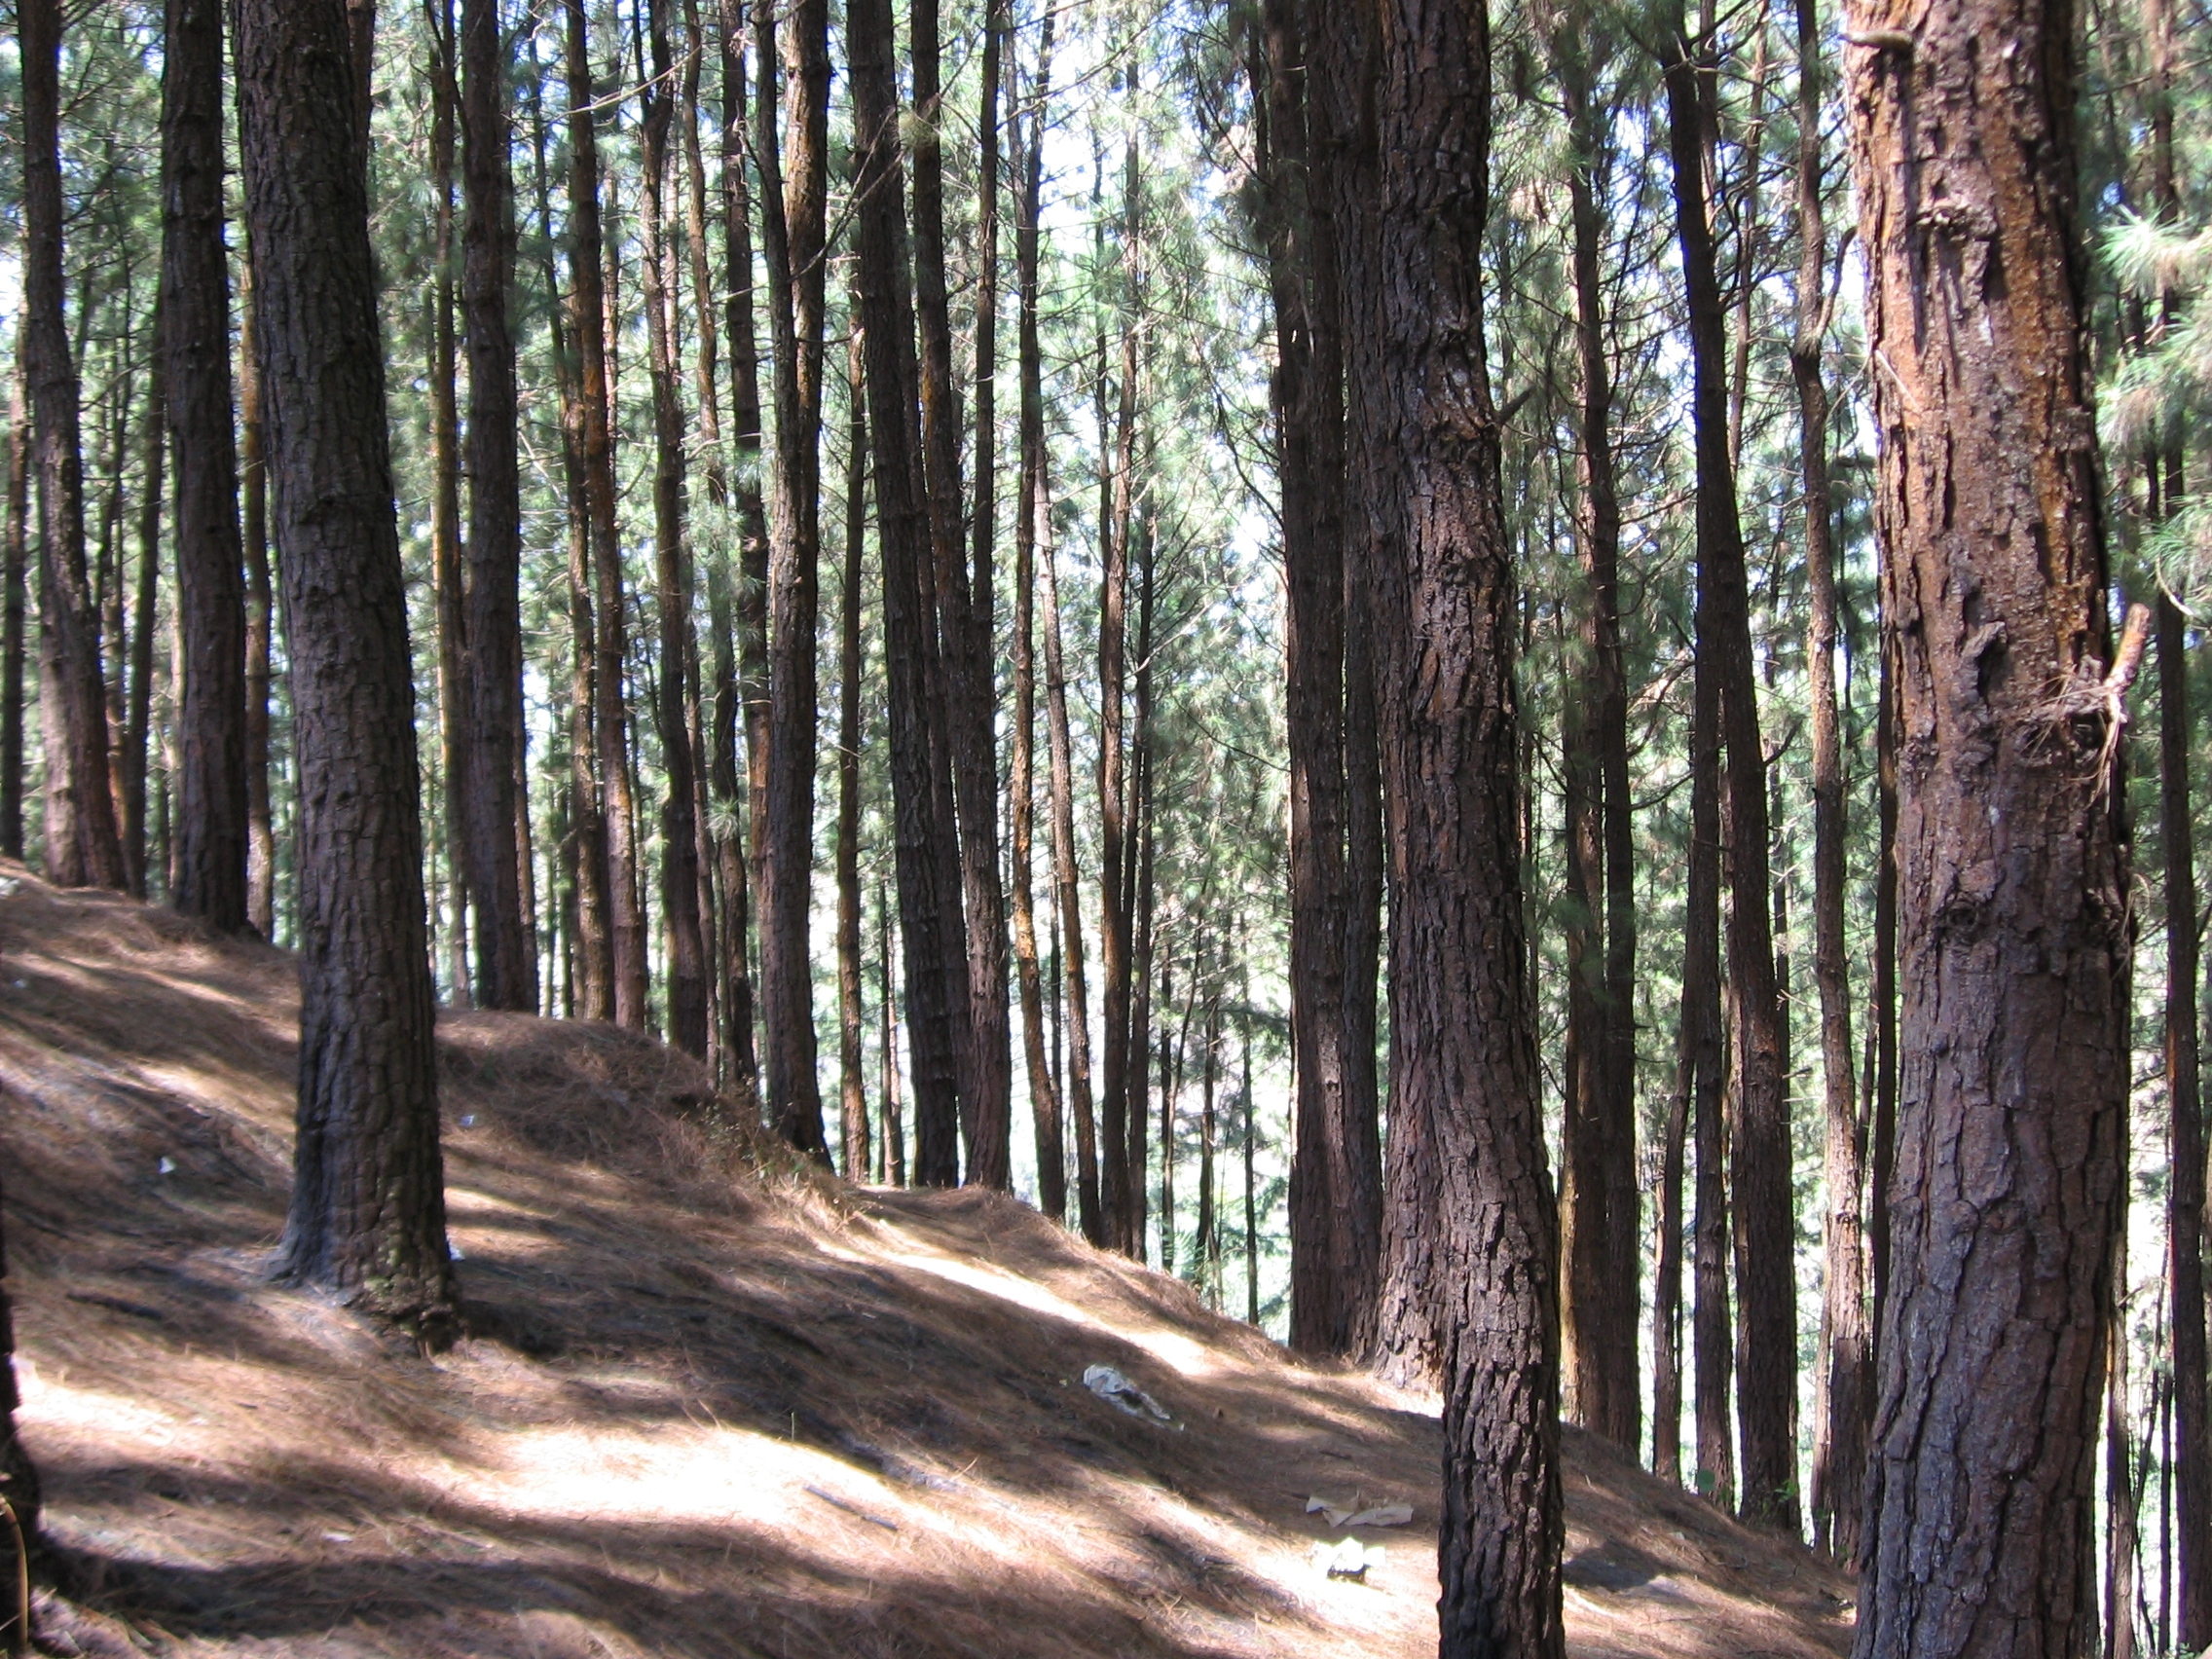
0, 869, 1854, 1658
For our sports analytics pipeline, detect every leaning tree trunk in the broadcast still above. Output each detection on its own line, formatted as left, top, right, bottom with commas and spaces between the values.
459, 0, 536, 1012
161, 0, 251, 934
1662, 2, 1797, 1532
1843, 0, 2135, 1643
1360, 0, 1565, 1647
239, 0, 456, 1343
22, 0, 125, 892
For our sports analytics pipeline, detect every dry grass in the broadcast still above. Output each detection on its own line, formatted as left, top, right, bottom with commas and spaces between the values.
0, 866, 1855, 1658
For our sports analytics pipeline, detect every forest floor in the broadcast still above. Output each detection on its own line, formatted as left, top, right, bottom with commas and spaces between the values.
0, 866, 1856, 1659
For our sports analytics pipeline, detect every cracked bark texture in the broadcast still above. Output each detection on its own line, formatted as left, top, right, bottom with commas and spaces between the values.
162, 0, 250, 935
1365, 0, 1562, 1648
240, 0, 457, 1342
1843, 0, 2129, 1645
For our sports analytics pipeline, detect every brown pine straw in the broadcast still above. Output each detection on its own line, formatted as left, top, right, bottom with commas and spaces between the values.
0, 866, 1856, 1658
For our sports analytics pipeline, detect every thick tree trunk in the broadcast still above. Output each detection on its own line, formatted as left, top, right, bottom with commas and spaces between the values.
639, 0, 709, 1057
1843, 0, 2134, 1640
162, 0, 249, 933
1010, 9, 1064, 1222
460, 0, 535, 1012
1361, 0, 1564, 1646
1662, 6, 1797, 1532
239, 0, 455, 1341
22, 0, 125, 892
1795, 0, 1867, 1564
838, 318, 870, 1179
756, 0, 830, 1153
850, 0, 964, 1186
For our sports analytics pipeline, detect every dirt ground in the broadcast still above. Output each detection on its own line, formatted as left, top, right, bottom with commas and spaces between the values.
0, 867, 1855, 1658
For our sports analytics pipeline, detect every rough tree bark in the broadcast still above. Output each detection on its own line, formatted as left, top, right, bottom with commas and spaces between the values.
565, 0, 649, 1027
850, 0, 965, 1187
1793, 0, 1866, 1562
639, 0, 709, 1056
838, 316, 870, 1179
1662, 2, 1797, 1531
1361, 0, 1565, 1646
1843, 0, 2135, 1640
22, 0, 126, 892
162, 0, 251, 934
239, 0, 456, 1341
239, 245, 276, 940
756, 0, 830, 1154
1011, 8, 1065, 1222
459, 0, 535, 1011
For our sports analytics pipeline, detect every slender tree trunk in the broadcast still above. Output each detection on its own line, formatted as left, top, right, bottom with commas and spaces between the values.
2108, 1213, 2138, 1659
1010, 5, 1064, 1221
1662, 4, 1797, 1531
838, 317, 870, 1179
162, 0, 249, 932
238, 253, 276, 940
713, 0, 765, 1098
1042, 468, 1103, 1242
1361, 0, 1564, 1645
1242, 1003, 1259, 1326
1794, 0, 1867, 1562
1654, 1024, 1691, 1481
637, 0, 708, 1056
23, 0, 125, 891
1559, 23, 1639, 1453
1, 331, 24, 863
240, 0, 454, 1341
126, 338, 161, 899
424, 0, 469, 998
880, 885, 905, 1185
459, 0, 535, 1010
565, 0, 649, 1028
1125, 517, 1157, 1261
2147, 0, 2211, 1626
850, 0, 964, 1185
1688, 545, 1733, 1509
1844, 0, 2136, 1637
755, 0, 830, 1153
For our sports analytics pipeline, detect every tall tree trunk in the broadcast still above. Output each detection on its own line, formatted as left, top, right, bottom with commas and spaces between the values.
713, 0, 765, 1098
911, 0, 1011, 1189
1010, 5, 1064, 1222
1125, 515, 1157, 1261
2148, 0, 2211, 1626
459, 0, 535, 1011
755, 0, 830, 1153
1, 330, 24, 863
1798, 0, 1867, 1564
22, 0, 125, 891
1559, 21, 1639, 1454
1844, 0, 2136, 1639
880, 885, 905, 1185
850, 0, 964, 1186
126, 325, 162, 899
1259, 0, 1374, 1361
424, 0, 469, 999
162, 0, 249, 932
238, 252, 276, 940
565, 0, 649, 1029
240, 0, 455, 1342
1661, 5, 1797, 1532
1361, 0, 1564, 1645
2107, 1208, 2138, 1659
1097, 129, 1140, 1253
1687, 533, 1733, 1507
638, 0, 709, 1056
1042, 467, 1103, 1242
838, 317, 870, 1179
